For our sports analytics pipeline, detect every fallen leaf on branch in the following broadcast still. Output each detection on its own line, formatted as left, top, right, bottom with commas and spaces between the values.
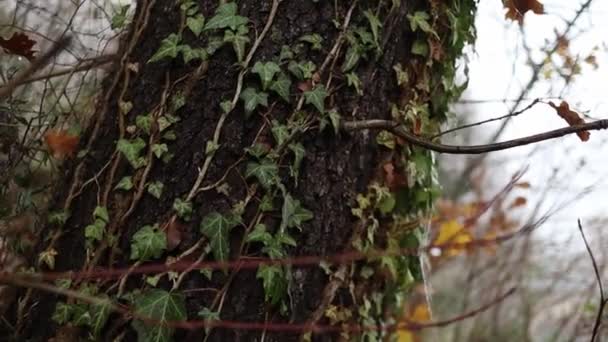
504, 0, 544, 24
548, 100, 589, 141
0, 32, 37, 60
44, 130, 79, 159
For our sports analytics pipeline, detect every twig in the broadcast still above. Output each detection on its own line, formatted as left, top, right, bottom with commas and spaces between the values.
12, 54, 116, 86
578, 219, 606, 342
0, 36, 71, 100
434, 98, 542, 138
342, 119, 608, 154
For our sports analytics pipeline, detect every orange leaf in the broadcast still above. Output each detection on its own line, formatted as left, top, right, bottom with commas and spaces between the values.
549, 101, 589, 141
509, 196, 527, 208
0, 32, 37, 60
44, 130, 79, 159
504, 0, 544, 24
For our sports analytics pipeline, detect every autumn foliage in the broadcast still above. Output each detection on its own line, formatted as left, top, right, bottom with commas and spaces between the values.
0, 32, 37, 60
504, 0, 544, 24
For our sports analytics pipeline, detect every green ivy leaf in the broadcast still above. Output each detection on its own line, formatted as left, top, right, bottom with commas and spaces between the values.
245, 224, 273, 244
252, 61, 281, 90
363, 10, 382, 44
239, 87, 268, 116
52, 302, 73, 324
171, 92, 186, 112
205, 141, 220, 155
148, 33, 181, 63
197, 307, 220, 334
180, 45, 208, 64
224, 26, 250, 62
132, 289, 186, 342
93, 206, 109, 222
256, 265, 287, 305
245, 158, 278, 190
245, 143, 269, 159
206, 35, 225, 56
204, 2, 248, 31
111, 5, 130, 30
297, 61, 317, 79
279, 45, 294, 61
147, 181, 164, 199
288, 143, 305, 180
271, 120, 290, 146
411, 39, 428, 56
157, 114, 180, 132
89, 298, 112, 337
151, 143, 168, 159
173, 198, 193, 221
260, 193, 274, 212
341, 44, 361, 72
220, 100, 233, 113
269, 72, 291, 102
115, 176, 133, 191
276, 232, 297, 247
85, 219, 106, 242
280, 193, 313, 232
304, 85, 328, 113
48, 210, 70, 225
327, 109, 341, 135
186, 14, 205, 37
117, 138, 147, 169
200, 212, 235, 261
130, 224, 167, 261
299, 33, 323, 50
407, 11, 439, 38
345, 72, 362, 96
393, 63, 409, 85
376, 130, 395, 149
135, 115, 152, 134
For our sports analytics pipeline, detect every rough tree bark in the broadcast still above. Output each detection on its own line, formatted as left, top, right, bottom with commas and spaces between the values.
16, 0, 477, 341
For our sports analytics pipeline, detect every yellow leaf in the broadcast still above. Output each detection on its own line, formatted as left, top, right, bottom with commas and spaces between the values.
410, 303, 430, 323
434, 219, 472, 256
397, 329, 415, 342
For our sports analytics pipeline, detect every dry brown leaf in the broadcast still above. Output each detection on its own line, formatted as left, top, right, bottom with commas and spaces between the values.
0, 32, 37, 60
504, 0, 544, 24
548, 100, 589, 141
509, 196, 527, 208
166, 219, 183, 251
44, 130, 80, 159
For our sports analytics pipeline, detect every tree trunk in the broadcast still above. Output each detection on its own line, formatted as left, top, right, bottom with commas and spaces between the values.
18, 0, 477, 341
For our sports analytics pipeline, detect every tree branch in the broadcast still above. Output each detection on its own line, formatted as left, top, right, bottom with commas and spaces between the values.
342, 119, 608, 154
0, 36, 71, 100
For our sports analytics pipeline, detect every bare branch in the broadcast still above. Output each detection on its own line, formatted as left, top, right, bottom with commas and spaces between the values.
578, 219, 606, 342
342, 119, 608, 154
